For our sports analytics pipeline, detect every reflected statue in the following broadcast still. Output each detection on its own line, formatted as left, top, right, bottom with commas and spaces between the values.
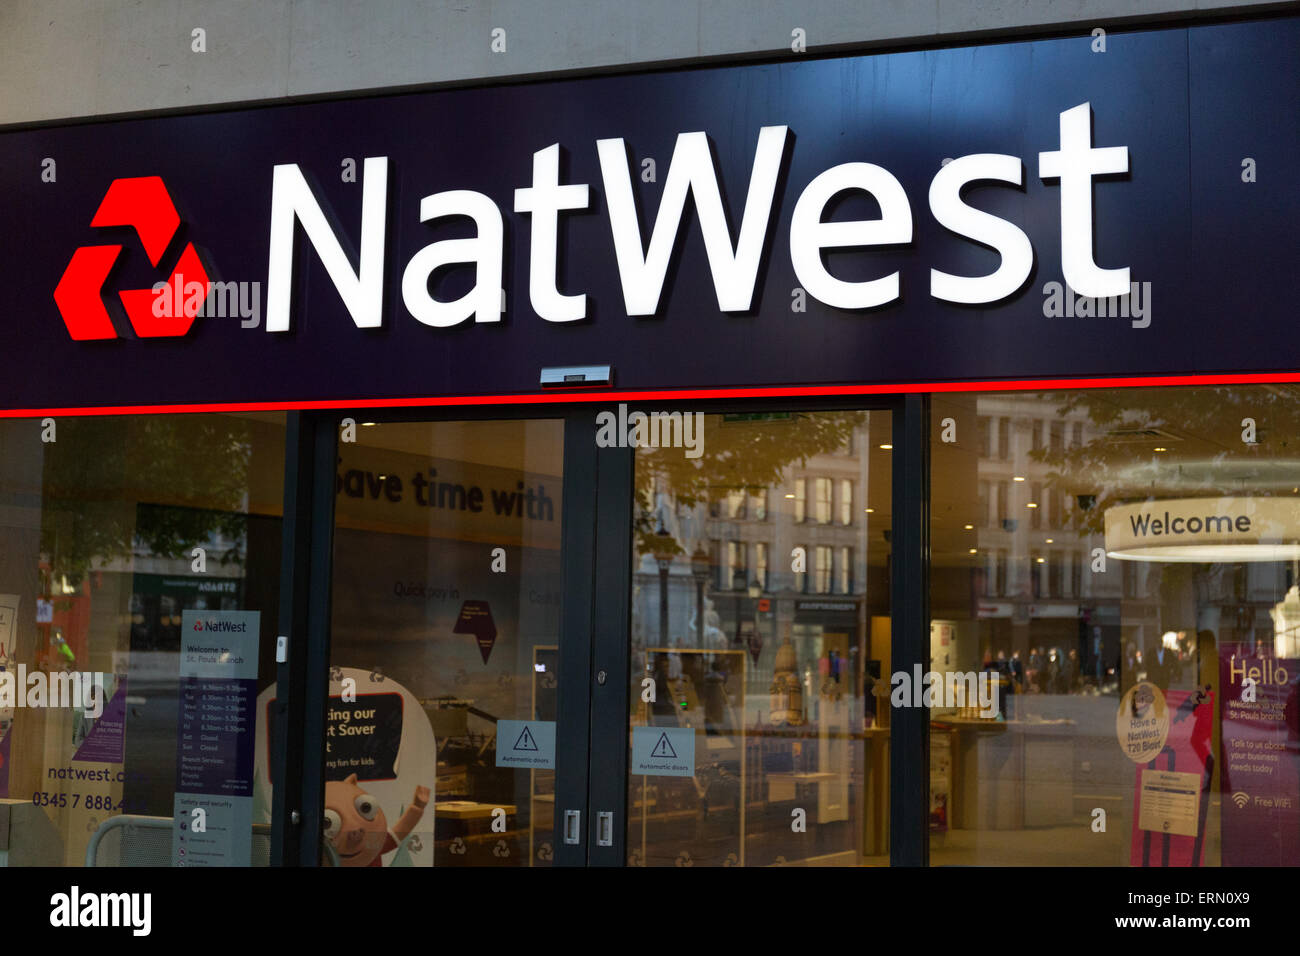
688, 595, 728, 649
676, 501, 702, 546
770, 636, 804, 725
652, 490, 678, 541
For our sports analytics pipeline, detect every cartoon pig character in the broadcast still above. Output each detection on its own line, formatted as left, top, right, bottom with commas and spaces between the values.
323, 774, 430, 867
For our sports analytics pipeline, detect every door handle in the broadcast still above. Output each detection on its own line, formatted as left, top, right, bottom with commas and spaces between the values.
597, 811, 614, 847
564, 809, 581, 845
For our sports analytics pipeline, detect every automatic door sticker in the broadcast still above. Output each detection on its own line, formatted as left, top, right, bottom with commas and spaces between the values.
631, 726, 695, 777
496, 719, 555, 769
453, 600, 497, 663
1117, 681, 1170, 763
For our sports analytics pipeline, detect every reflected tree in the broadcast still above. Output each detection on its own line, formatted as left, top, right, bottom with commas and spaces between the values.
1029, 387, 1300, 537
632, 411, 867, 556
40, 416, 252, 583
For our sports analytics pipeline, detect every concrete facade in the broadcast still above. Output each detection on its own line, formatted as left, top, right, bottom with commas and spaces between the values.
0, 0, 1289, 125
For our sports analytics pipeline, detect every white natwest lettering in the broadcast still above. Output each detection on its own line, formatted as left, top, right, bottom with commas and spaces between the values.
598, 125, 789, 314
266, 157, 388, 332
263, 102, 1129, 331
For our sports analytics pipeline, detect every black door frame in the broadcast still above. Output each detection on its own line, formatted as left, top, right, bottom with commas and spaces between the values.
891, 393, 930, 866
271, 410, 338, 865
270, 392, 931, 867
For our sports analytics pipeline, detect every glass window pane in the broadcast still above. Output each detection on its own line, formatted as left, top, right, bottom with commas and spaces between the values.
0, 413, 285, 867
628, 410, 891, 866
931, 386, 1300, 866
815, 546, 832, 594
814, 478, 832, 525
726, 489, 746, 520
732, 542, 747, 591
328, 419, 565, 867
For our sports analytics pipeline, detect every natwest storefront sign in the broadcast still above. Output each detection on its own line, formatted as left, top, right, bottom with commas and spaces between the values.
1, 17, 1296, 413
259, 101, 1126, 338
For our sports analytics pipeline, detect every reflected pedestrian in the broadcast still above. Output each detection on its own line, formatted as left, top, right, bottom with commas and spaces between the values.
1065, 648, 1081, 693
1045, 648, 1062, 694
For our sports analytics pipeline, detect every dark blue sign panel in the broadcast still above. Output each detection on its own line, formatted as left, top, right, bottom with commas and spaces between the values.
175, 675, 258, 795
0, 17, 1296, 413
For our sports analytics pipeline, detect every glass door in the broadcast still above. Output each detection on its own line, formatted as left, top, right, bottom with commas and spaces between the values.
585, 403, 902, 867
322, 413, 595, 867
309, 400, 911, 868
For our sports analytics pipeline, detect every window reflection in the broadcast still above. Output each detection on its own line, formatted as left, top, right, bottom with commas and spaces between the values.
931, 387, 1300, 867
0, 414, 285, 867
628, 410, 891, 867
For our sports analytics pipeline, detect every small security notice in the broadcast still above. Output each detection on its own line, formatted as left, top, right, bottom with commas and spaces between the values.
1138, 769, 1201, 837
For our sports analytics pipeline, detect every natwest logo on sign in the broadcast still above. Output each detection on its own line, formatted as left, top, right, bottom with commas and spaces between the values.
191, 618, 249, 633
53, 176, 209, 340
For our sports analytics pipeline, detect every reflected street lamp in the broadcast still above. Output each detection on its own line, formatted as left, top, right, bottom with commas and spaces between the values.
651, 518, 676, 649
690, 546, 711, 649
730, 569, 746, 643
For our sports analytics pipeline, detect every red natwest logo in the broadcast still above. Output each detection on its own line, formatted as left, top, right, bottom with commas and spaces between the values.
53, 176, 209, 340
